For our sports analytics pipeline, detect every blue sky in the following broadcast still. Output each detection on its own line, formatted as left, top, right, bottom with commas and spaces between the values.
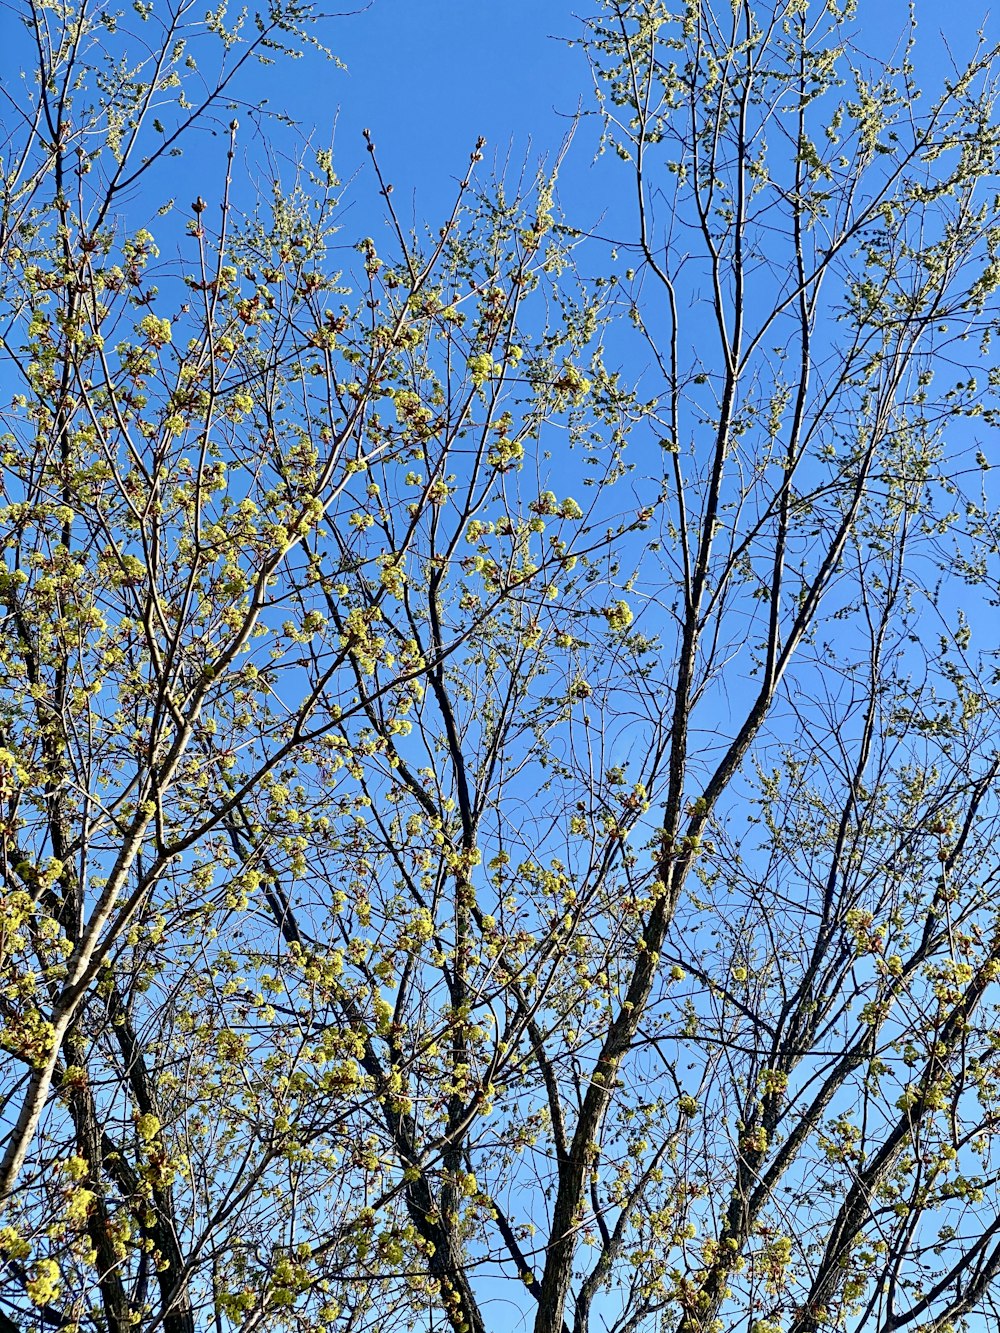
276, 1, 587, 213
222, 0, 999, 242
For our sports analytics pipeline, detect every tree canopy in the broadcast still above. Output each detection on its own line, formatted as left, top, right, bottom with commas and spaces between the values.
5, 3, 1000, 1333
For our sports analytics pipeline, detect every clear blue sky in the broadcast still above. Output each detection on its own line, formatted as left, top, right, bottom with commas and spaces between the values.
272, 1, 588, 213
215, 0, 998, 246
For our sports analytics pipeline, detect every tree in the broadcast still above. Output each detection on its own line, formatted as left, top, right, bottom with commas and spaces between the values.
4, 1, 1000, 1332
